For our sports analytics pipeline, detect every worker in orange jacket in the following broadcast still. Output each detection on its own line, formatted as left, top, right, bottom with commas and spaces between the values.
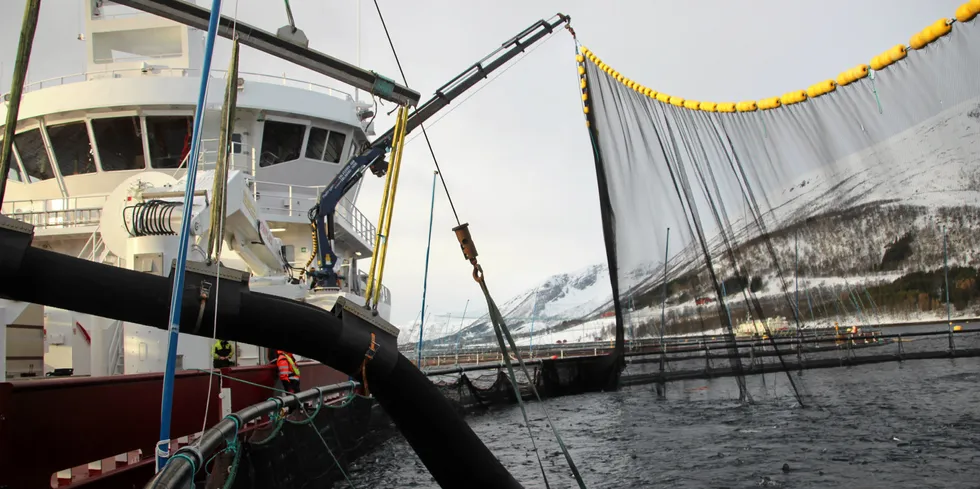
276, 350, 301, 393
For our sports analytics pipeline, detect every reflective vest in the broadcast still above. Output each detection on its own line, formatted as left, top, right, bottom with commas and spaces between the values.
277, 351, 300, 381
212, 340, 235, 361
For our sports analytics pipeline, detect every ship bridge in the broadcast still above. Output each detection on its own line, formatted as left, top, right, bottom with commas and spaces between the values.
0, 0, 380, 275
0, 0, 389, 379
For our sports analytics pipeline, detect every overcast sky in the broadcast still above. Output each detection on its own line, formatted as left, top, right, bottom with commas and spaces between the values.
0, 0, 963, 329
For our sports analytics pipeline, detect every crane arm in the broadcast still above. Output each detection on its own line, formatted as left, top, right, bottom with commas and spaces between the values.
310, 13, 572, 288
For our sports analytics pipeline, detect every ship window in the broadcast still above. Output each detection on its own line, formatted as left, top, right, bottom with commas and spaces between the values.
231, 133, 243, 154
259, 120, 305, 167
146, 116, 193, 169
324, 131, 347, 163
305, 127, 327, 159
47, 122, 97, 177
304, 126, 347, 163
91, 117, 145, 171
14, 129, 55, 182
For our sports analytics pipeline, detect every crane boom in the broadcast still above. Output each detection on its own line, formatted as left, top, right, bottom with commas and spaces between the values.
309, 14, 571, 288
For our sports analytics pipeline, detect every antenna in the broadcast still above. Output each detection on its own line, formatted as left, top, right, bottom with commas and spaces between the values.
77, 0, 85, 40
354, 0, 361, 102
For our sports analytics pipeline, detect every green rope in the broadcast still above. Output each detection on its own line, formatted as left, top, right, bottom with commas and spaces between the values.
304, 413, 357, 489
190, 368, 291, 394
869, 70, 883, 114
203, 415, 243, 488
186, 370, 367, 485
285, 388, 324, 425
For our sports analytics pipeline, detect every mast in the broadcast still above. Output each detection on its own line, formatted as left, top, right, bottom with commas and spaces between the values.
417, 170, 438, 366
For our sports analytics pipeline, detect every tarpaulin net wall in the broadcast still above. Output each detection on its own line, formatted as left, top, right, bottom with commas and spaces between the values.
577, 4, 980, 399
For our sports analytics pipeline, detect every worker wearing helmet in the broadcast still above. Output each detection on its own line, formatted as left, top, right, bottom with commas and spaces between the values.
276, 350, 301, 393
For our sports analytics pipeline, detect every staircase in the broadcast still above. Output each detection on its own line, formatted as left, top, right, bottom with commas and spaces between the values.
77, 227, 121, 267
106, 320, 125, 375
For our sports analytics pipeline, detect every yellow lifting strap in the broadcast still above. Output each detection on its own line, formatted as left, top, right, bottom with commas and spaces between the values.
363, 105, 409, 307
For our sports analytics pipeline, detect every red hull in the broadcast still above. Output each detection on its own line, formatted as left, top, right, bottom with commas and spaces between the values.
0, 362, 348, 489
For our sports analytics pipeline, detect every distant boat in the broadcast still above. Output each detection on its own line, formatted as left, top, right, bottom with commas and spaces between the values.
735, 315, 791, 337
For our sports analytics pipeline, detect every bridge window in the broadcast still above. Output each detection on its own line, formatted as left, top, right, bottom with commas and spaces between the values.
324, 131, 346, 163
260, 120, 305, 167
304, 126, 347, 163
14, 129, 54, 182
305, 127, 327, 160
1, 139, 22, 182
146, 116, 192, 169
91, 117, 145, 171
47, 122, 97, 177
231, 133, 243, 154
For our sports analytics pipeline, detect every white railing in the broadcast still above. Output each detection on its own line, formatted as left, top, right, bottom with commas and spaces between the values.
2, 195, 108, 229
252, 180, 376, 248
5, 68, 353, 102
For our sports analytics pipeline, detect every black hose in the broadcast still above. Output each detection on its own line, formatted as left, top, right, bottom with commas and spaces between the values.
0, 232, 522, 489
147, 383, 354, 488
122, 200, 183, 237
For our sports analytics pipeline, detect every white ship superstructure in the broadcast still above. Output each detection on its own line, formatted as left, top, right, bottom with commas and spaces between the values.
0, 0, 390, 379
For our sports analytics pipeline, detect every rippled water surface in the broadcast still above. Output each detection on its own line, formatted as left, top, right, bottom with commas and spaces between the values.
347, 343, 980, 488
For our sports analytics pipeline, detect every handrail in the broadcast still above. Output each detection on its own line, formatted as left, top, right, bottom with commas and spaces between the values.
251, 179, 376, 247
2, 68, 353, 102
146, 381, 360, 488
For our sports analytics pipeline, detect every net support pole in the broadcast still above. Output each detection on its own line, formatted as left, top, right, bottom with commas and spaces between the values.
0, 0, 42, 206
454, 298, 469, 360
943, 225, 954, 351
417, 170, 438, 366
156, 0, 222, 472
795, 231, 801, 364
659, 227, 670, 374
529, 287, 538, 356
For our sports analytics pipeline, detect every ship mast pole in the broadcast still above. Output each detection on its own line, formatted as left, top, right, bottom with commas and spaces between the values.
156, 0, 223, 473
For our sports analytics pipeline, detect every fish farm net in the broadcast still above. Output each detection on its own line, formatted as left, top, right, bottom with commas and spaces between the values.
578, 12, 980, 402
205, 394, 393, 489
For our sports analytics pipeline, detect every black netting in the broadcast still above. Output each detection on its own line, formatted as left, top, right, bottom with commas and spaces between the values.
205, 395, 394, 489
579, 16, 980, 404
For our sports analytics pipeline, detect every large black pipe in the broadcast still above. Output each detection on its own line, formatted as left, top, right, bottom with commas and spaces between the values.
149, 382, 355, 488
0, 223, 521, 489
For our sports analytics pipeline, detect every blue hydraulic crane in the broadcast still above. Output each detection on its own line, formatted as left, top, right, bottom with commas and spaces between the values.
308, 14, 572, 292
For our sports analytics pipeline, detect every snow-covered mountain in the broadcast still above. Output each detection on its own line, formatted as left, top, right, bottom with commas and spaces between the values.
415, 99, 980, 347
417, 263, 613, 346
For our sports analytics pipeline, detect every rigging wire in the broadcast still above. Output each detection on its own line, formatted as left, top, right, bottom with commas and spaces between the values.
373, 3, 587, 486
372, 0, 461, 226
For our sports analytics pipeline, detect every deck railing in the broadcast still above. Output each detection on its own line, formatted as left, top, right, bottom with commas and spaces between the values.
3, 68, 352, 102
252, 180, 376, 249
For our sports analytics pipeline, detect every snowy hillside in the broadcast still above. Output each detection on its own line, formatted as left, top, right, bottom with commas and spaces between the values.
419, 263, 615, 345
413, 100, 980, 347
